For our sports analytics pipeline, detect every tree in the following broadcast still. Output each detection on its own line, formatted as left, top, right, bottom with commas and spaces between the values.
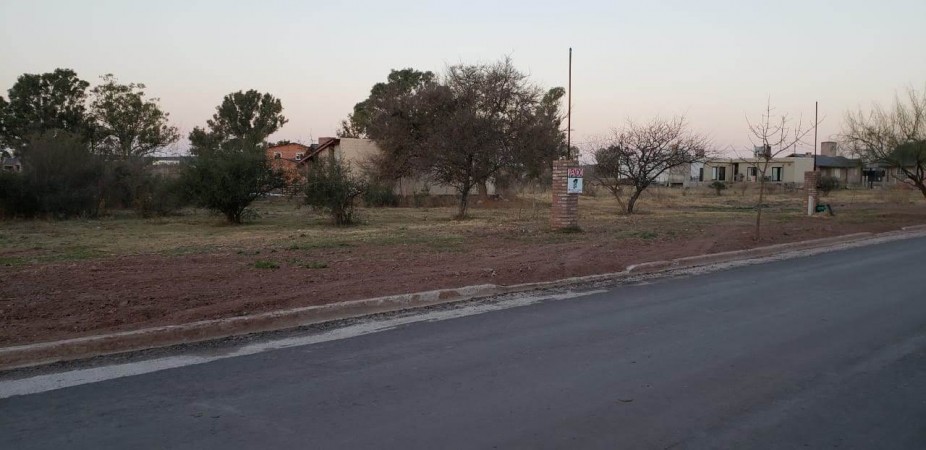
0, 69, 91, 152
842, 86, 926, 199
183, 90, 287, 223
745, 100, 816, 240
89, 74, 179, 159
418, 83, 502, 218
347, 59, 567, 218
338, 68, 437, 139
340, 68, 438, 182
190, 90, 287, 149
593, 117, 708, 214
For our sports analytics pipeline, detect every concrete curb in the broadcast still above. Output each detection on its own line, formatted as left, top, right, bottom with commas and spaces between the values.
1, 228, 923, 371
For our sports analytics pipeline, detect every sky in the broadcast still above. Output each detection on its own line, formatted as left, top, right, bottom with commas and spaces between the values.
2, 0, 925, 157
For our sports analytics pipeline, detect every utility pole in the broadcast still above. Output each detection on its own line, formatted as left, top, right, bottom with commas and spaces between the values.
567, 47, 572, 160
813, 101, 818, 171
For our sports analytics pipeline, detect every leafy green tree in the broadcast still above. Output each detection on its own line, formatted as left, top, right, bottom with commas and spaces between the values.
0, 69, 91, 152
338, 68, 436, 139
190, 89, 287, 149
338, 68, 437, 182
89, 74, 179, 159
183, 90, 287, 223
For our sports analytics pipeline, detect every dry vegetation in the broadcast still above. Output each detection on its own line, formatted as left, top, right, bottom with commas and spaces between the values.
1, 184, 924, 268
2, 184, 924, 346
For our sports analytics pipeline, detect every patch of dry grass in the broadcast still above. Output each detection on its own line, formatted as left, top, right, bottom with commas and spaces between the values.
1, 185, 923, 267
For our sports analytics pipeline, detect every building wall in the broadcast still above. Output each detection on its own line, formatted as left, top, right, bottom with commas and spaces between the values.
268, 143, 310, 160
819, 166, 863, 185
703, 156, 814, 184
267, 143, 311, 188
311, 138, 496, 197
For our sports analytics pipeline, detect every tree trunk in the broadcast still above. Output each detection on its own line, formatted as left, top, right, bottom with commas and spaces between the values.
916, 180, 926, 199
755, 178, 766, 241
457, 187, 470, 219
626, 189, 643, 214
227, 209, 242, 224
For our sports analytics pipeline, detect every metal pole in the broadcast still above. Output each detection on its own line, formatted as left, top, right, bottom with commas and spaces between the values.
813, 101, 818, 171
567, 47, 572, 160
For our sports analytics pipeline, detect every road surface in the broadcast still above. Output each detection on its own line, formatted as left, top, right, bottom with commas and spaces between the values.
2, 236, 925, 449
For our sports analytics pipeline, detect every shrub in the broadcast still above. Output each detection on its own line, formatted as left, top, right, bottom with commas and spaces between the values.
363, 182, 399, 207
709, 181, 727, 196
134, 175, 189, 217
303, 157, 367, 225
0, 132, 103, 219
181, 141, 283, 224
253, 260, 279, 269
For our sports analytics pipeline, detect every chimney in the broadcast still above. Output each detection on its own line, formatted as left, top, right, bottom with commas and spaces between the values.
821, 141, 838, 157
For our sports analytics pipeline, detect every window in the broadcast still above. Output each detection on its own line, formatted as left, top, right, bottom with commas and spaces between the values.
771, 167, 782, 181
295, 153, 304, 160
748, 167, 757, 178
712, 166, 726, 181
273, 152, 282, 159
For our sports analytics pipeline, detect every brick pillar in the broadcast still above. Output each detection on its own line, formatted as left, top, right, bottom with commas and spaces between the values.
551, 160, 580, 230
804, 171, 819, 216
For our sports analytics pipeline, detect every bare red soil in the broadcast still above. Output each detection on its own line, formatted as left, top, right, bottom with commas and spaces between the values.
1, 206, 924, 346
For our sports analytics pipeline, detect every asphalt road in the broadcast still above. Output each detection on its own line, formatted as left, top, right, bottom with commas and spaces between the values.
2, 237, 926, 449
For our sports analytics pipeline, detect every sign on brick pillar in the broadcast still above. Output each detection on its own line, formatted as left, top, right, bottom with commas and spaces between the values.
551, 160, 581, 230
804, 171, 819, 216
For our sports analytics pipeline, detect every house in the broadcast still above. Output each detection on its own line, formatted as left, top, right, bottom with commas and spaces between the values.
298, 137, 496, 197
815, 141, 862, 186
267, 142, 314, 187
702, 154, 815, 185
654, 163, 700, 186
1, 155, 22, 173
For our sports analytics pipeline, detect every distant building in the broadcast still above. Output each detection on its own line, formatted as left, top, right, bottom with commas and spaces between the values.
702, 154, 815, 184
267, 142, 314, 189
1, 155, 22, 173
298, 137, 495, 196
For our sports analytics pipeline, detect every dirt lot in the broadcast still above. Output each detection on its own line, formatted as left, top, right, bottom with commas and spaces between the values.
2, 185, 925, 346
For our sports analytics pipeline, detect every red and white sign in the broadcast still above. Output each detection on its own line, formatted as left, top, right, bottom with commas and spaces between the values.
567, 168, 584, 178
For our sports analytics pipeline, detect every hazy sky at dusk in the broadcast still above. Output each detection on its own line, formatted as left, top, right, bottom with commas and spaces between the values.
2, 0, 925, 156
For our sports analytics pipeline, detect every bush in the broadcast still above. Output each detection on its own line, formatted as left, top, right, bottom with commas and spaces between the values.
709, 181, 727, 196
253, 260, 279, 269
304, 157, 367, 225
181, 142, 283, 224
817, 175, 841, 196
0, 132, 103, 219
134, 175, 189, 217
363, 182, 399, 207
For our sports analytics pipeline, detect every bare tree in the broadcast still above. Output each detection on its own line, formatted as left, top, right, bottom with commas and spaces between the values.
842, 86, 926, 198
593, 116, 708, 214
745, 100, 816, 240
